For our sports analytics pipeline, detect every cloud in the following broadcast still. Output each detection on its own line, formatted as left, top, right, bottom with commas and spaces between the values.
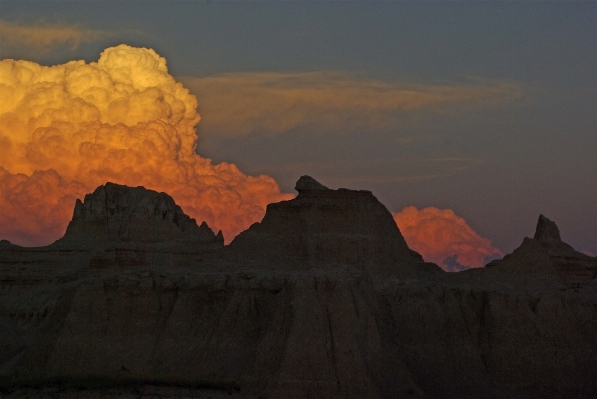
442, 255, 469, 273
0, 20, 109, 53
393, 206, 502, 271
0, 45, 292, 246
181, 71, 526, 137
0, 168, 88, 246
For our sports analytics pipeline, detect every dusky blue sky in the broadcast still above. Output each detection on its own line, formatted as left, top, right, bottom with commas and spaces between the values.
1, 1, 596, 256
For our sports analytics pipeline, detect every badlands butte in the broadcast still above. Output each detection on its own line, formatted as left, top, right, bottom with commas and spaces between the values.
0, 176, 596, 399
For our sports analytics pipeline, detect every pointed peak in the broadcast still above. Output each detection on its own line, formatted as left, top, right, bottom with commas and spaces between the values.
295, 176, 329, 192
216, 230, 224, 242
534, 214, 562, 243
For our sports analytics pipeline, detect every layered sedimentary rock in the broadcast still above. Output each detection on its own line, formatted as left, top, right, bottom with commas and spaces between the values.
487, 214, 597, 288
226, 176, 420, 278
60, 183, 223, 246
65, 183, 223, 269
1, 177, 596, 399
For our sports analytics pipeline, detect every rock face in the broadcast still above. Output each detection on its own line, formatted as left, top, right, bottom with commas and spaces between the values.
534, 214, 563, 243
226, 176, 419, 278
295, 175, 329, 191
487, 214, 597, 288
0, 183, 224, 273
63, 183, 223, 268
1, 177, 596, 399
61, 182, 223, 246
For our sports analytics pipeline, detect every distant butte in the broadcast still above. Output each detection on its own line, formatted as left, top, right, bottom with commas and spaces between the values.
0, 176, 596, 399
487, 213, 597, 287
226, 175, 422, 278
62, 182, 224, 246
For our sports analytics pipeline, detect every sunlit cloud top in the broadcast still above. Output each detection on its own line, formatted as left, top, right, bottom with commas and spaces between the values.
0, 44, 291, 246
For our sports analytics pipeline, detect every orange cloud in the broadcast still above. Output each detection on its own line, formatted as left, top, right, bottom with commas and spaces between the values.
0, 20, 109, 53
393, 206, 502, 271
0, 168, 88, 246
182, 72, 525, 137
0, 45, 292, 246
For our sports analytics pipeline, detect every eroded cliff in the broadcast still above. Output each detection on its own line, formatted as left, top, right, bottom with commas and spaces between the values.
0, 177, 596, 399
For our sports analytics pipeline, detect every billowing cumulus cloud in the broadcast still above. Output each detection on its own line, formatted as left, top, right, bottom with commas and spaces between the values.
0, 168, 87, 246
393, 206, 502, 271
0, 44, 292, 246
182, 72, 525, 137
0, 20, 109, 53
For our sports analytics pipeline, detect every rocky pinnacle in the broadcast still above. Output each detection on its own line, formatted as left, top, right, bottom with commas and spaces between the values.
534, 214, 562, 243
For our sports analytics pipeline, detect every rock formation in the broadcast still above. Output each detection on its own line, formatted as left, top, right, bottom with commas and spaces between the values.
225, 175, 421, 278
487, 214, 597, 288
60, 183, 224, 269
59, 182, 223, 247
534, 214, 563, 243
1, 177, 596, 399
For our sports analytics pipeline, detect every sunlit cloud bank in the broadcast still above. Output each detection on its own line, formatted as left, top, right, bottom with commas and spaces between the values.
0, 20, 109, 53
0, 44, 291, 246
393, 206, 502, 272
182, 72, 525, 137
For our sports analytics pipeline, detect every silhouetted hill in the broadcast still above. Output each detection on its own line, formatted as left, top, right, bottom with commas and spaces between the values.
225, 175, 422, 278
0, 177, 596, 399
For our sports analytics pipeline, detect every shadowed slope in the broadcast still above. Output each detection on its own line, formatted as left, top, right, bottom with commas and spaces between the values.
0, 183, 224, 271
226, 176, 420, 278
59, 182, 223, 246
487, 214, 597, 287
1, 180, 597, 399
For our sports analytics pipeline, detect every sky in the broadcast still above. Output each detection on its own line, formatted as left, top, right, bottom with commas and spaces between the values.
0, 1, 596, 269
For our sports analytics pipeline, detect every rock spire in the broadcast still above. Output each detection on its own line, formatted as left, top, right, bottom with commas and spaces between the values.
487, 214, 597, 288
534, 214, 562, 243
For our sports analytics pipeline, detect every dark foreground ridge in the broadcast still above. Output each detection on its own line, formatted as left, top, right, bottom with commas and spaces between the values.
225, 175, 424, 278
1, 176, 596, 399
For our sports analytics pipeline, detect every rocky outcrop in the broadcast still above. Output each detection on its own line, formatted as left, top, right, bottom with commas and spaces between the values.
226, 176, 420, 278
57, 183, 223, 268
487, 214, 597, 288
294, 175, 329, 191
534, 214, 563, 243
60, 182, 223, 247
0, 183, 224, 277
1, 178, 596, 399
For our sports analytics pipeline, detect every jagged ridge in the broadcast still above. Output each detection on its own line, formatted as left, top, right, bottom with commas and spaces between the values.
487, 214, 597, 287
1, 176, 597, 399
62, 182, 223, 244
